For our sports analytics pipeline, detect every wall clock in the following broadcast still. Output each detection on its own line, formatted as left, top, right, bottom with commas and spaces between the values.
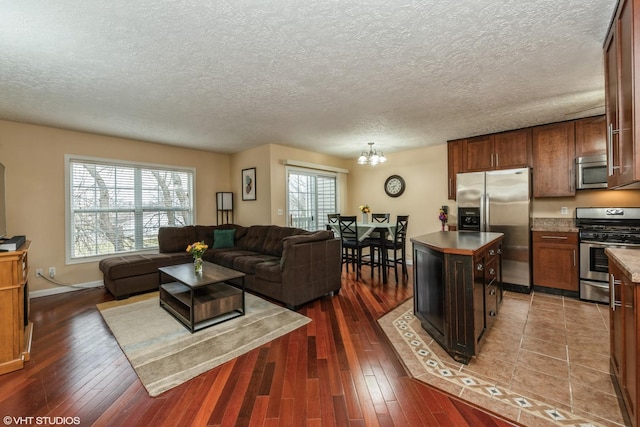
384, 175, 405, 197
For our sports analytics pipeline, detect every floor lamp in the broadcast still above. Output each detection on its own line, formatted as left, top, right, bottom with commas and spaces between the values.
216, 192, 233, 225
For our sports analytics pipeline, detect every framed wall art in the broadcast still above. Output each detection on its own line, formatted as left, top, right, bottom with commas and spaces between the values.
241, 167, 256, 201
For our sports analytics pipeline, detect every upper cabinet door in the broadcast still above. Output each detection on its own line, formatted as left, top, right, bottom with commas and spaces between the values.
465, 135, 494, 172
465, 130, 532, 172
493, 129, 532, 169
447, 139, 465, 200
605, 0, 640, 188
532, 121, 576, 197
575, 116, 606, 158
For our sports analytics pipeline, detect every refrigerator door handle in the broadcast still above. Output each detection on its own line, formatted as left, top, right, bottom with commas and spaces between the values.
479, 193, 485, 231
485, 193, 490, 232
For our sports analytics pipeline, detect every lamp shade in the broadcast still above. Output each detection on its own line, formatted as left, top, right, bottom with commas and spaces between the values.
216, 192, 233, 210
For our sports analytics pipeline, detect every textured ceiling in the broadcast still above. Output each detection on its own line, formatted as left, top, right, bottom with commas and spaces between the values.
0, 0, 616, 158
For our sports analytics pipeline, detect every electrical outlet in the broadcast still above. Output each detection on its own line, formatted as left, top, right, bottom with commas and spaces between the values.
561, 207, 568, 215
49, 267, 56, 278
36, 269, 43, 277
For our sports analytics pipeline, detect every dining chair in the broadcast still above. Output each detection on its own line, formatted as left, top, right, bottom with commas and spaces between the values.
337, 215, 373, 281
384, 215, 409, 283
371, 213, 390, 223
369, 213, 390, 277
327, 213, 340, 235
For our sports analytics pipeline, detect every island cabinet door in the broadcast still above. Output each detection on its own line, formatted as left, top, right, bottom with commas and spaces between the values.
446, 254, 477, 362
413, 245, 446, 344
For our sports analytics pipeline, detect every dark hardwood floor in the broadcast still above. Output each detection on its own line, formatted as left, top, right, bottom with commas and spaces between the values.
1, 267, 517, 427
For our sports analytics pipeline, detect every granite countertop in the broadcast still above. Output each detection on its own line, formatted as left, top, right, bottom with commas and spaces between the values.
411, 231, 504, 256
531, 217, 578, 233
606, 248, 640, 282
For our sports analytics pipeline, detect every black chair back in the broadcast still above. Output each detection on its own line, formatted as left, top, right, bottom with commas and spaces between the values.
371, 213, 390, 223
327, 213, 340, 225
394, 215, 409, 243
338, 215, 358, 241
327, 213, 340, 234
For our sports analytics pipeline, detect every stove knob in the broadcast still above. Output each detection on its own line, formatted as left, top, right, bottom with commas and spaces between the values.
601, 234, 608, 241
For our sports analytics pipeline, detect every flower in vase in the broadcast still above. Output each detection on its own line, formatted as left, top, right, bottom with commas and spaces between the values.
186, 241, 208, 258
359, 205, 371, 214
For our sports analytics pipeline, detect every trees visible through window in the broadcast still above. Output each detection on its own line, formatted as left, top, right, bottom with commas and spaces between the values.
287, 168, 337, 231
67, 157, 194, 260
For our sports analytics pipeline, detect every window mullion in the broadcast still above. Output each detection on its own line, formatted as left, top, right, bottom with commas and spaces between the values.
134, 168, 143, 250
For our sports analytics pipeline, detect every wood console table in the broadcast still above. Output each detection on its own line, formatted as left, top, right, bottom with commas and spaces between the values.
0, 241, 33, 375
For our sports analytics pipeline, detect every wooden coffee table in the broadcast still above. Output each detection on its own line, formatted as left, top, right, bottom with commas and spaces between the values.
158, 261, 245, 333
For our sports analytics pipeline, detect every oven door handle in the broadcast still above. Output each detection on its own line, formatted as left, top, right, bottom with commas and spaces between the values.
580, 240, 640, 248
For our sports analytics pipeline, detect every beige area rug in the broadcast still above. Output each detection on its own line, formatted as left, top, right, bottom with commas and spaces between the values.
378, 298, 614, 427
97, 292, 311, 397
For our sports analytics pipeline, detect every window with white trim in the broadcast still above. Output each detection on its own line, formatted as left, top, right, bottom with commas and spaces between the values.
67, 156, 194, 260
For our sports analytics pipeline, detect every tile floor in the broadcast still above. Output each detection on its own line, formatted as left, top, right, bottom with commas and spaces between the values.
379, 291, 628, 427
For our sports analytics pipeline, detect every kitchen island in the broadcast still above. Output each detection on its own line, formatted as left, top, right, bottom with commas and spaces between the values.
411, 231, 504, 363
606, 248, 640, 427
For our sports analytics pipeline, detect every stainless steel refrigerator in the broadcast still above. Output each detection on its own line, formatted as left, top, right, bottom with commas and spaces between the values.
456, 168, 532, 291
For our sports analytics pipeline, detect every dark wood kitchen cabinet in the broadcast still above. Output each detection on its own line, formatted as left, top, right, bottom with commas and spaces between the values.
412, 232, 503, 364
493, 129, 532, 169
604, 0, 640, 189
465, 135, 494, 172
464, 129, 531, 172
575, 115, 607, 157
532, 121, 576, 197
608, 255, 638, 427
447, 139, 465, 200
532, 231, 578, 294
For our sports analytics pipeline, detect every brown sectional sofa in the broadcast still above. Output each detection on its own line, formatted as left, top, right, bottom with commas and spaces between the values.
99, 224, 341, 309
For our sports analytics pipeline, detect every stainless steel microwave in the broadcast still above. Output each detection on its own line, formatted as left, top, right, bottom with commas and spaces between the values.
576, 154, 607, 190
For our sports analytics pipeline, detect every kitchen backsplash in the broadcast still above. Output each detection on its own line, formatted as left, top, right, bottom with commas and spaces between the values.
531, 217, 577, 232
532, 189, 640, 218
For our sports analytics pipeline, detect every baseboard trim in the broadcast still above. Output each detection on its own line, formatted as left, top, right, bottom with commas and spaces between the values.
30, 281, 104, 299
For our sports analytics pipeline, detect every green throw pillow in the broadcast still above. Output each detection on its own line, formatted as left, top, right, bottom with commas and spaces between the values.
213, 229, 235, 249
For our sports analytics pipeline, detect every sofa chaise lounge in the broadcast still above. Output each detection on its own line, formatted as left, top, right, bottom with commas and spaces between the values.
99, 224, 341, 309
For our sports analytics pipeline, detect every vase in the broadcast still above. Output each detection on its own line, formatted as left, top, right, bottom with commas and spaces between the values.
362, 213, 368, 223
194, 256, 203, 275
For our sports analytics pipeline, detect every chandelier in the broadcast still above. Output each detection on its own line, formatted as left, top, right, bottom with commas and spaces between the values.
357, 142, 388, 166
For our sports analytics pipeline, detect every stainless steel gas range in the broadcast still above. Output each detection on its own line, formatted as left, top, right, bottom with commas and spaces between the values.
576, 207, 640, 304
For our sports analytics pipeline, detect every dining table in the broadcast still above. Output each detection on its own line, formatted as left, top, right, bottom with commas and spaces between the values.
330, 222, 396, 284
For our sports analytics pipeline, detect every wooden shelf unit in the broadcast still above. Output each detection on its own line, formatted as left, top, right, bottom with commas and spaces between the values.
0, 241, 33, 375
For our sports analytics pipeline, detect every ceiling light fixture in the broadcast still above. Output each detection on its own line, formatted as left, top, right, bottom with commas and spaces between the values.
357, 142, 388, 166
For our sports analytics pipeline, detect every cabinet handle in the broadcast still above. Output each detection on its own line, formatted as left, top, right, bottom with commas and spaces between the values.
608, 123, 621, 176
489, 289, 496, 296
476, 263, 484, 271
541, 235, 568, 240
610, 273, 622, 311
573, 249, 576, 267
490, 153, 494, 168
449, 178, 452, 197
489, 310, 496, 317
497, 248, 502, 254
495, 153, 499, 168
489, 249, 495, 256
489, 268, 496, 276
